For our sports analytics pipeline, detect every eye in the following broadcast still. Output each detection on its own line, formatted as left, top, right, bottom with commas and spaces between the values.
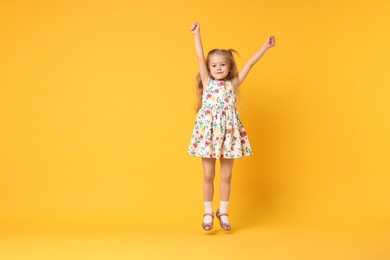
212, 65, 216, 67
221, 63, 226, 67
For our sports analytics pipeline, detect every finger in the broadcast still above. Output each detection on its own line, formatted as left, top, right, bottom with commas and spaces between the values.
270, 36, 275, 46
190, 22, 198, 31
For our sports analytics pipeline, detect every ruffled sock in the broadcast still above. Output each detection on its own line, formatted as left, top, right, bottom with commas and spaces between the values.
219, 201, 230, 223
203, 201, 213, 223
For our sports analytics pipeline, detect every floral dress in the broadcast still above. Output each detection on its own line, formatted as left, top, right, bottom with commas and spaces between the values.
188, 79, 253, 159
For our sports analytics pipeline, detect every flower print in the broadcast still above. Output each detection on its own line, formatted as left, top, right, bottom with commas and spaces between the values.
188, 79, 253, 159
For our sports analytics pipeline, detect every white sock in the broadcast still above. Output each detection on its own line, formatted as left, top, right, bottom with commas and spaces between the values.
204, 201, 213, 223
219, 201, 229, 224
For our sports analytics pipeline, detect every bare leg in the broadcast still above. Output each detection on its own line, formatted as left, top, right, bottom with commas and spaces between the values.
217, 158, 234, 230
202, 158, 216, 202
220, 158, 234, 201
202, 158, 216, 228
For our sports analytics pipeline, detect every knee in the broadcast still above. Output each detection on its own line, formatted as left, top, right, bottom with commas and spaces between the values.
203, 171, 215, 183
221, 171, 232, 183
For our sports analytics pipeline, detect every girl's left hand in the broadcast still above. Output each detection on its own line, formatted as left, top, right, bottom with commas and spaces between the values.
264, 36, 276, 49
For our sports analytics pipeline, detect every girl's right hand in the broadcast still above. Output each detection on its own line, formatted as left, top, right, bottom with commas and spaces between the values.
190, 22, 200, 35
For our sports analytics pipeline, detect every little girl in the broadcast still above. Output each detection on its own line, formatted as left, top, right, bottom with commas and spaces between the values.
188, 22, 275, 231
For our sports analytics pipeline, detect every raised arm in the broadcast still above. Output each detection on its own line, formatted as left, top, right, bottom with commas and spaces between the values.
239, 36, 276, 85
190, 22, 209, 86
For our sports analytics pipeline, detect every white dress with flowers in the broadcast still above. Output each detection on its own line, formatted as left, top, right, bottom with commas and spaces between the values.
188, 79, 253, 159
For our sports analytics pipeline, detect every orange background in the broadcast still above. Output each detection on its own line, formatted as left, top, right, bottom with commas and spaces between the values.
0, 0, 389, 258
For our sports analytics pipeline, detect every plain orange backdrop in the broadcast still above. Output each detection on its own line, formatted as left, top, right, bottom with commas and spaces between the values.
1, 0, 389, 235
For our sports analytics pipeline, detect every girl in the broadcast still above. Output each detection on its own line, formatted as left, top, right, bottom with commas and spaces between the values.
188, 22, 275, 231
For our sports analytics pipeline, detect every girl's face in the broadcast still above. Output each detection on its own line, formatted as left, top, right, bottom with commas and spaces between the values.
208, 54, 230, 80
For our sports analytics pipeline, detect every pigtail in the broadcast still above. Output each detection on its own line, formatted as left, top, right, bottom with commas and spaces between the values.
226, 49, 240, 95
227, 49, 240, 58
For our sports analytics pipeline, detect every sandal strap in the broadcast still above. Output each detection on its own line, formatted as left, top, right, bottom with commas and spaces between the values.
216, 209, 231, 231
216, 211, 228, 217
203, 212, 214, 218
220, 222, 231, 231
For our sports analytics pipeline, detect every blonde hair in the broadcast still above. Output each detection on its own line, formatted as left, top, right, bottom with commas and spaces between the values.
194, 49, 239, 112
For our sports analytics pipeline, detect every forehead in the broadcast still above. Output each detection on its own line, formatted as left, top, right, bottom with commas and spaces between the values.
209, 54, 228, 63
